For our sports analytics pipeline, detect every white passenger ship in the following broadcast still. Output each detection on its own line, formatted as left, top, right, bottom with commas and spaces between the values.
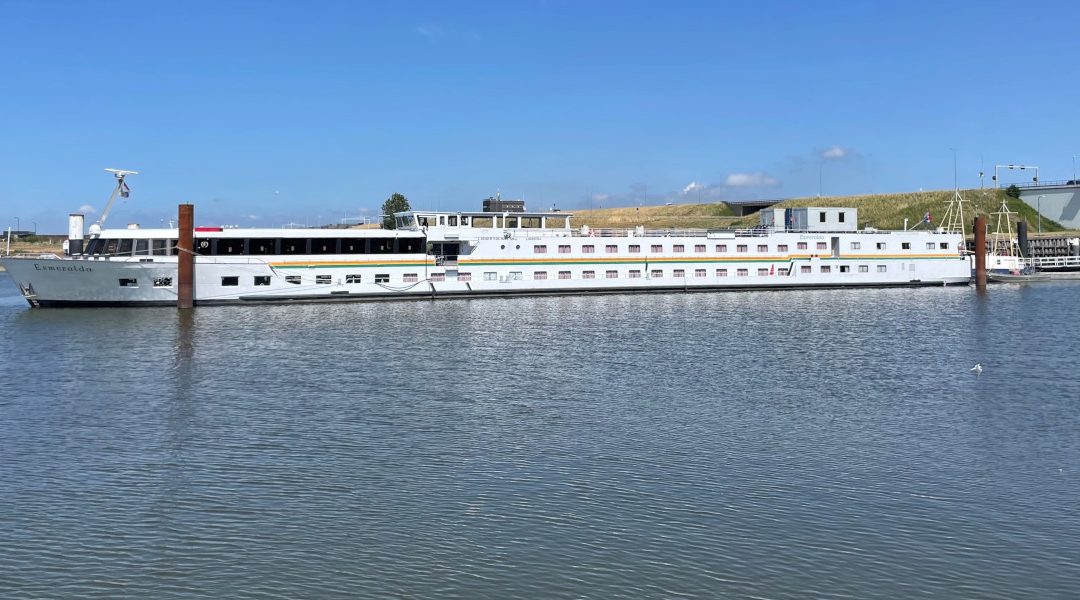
1, 177, 971, 307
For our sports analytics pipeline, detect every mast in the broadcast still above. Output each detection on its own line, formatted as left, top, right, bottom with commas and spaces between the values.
89, 169, 138, 235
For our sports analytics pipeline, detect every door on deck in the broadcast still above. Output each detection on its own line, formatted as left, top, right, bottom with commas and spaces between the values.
431, 242, 461, 267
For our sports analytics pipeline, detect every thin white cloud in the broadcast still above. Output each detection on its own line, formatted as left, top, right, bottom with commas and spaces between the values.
247, 214, 259, 220
681, 181, 705, 195
724, 172, 780, 187
821, 145, 850, 160
77, 204, 97, 214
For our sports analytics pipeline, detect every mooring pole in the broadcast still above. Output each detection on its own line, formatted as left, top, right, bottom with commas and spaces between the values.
974, 214, 987, 289
178, 203, 194, 309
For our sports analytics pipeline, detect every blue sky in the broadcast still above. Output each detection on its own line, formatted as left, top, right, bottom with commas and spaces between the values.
1, 0, 1078, 232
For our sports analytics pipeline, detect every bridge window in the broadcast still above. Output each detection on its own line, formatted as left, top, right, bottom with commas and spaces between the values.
471, 217, 493, 228
118, 239, 134, 256
135, 239, 149, 256
447, 216, 458, 226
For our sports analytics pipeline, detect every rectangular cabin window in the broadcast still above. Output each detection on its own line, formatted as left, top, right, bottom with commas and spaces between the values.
582, 245, 595, 254
316, 275, 332, 284
819, 212, 826, 223
521, 217, 541, 228
651, 244, 663, 253
534, 245, 548, 254
558, 271, 571, 279
345, 274, 362, 283
417, 216, 435, 227
801, 265, 811, 273
249, 238, 276, 254
606, 245, 618, 253
403, 273, 418, 283
340, 239, 366, 254
447, 216, 458, 226
375, 274, 390, 283
716, 268, 728, 277
606, 270, 618, 278
673, 269, 685, 278
629, 270, 641, 278
430, 273, 445, 282
737, 268, 748, 277
797, 242, 808, 250
460, 216, 470, 226
311, 239, 337, 254
926, 242, 935, 250
757, 244, 768, 252
757, 268, 769, 276
534, 271, 548, 280
777, 244, 788, 252
151, 239, 169, 256
629, 245, 641, 253
673, 245, 685, 253
281, 239, 307, 254
153, 277, 173, 287
839, 212, 846, 223
820, 265, 831, 273
817, 242, 828, 250
118, 239, 134, 256
285, 275, 301, 284
582, 270, 596, 279
254, 276, 271, 286
877, 265, 887, 272
902, 242, 911, 250
695, 269, 706, 277
118, 278, 138, 287
877, 242, 887, 250
134, 239, 150, 256
505, 216, 518, 228
939, 242, 949, 250
483, 272, 497, 281
221, 276, 239, 286
651, 269, 663, 278
218, 238, 244, 255
195, 239, 213, 255
859, 265, 869, 273
695, 244, 706, 253
716, 244, 727, 252
371, 238, 395, 254
737, 245, 748, 253
558, 245, 571, 254
471, 217, 492, 228
850, 242, 861, 250
840, 265, 851, 273
400, 238, 424, 253
103, 239, 119, 256
458, 272, 472, 282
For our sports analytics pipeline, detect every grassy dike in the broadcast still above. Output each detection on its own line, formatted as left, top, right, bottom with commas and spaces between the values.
571, 188, 1065, 234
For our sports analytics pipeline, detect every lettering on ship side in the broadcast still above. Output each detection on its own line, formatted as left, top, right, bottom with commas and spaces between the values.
33, 264, 93, 272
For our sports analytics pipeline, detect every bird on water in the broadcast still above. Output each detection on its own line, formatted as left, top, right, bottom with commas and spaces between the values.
970, 363, 983, 376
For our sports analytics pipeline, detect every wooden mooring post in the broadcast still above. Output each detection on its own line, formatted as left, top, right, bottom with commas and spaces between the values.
178, 203, 194, 309
974, 214, 987, 289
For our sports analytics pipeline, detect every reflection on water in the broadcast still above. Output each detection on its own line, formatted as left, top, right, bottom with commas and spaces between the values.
1, 274, 1080, 599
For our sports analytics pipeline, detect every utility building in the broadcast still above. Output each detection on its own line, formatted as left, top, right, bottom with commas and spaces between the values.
761, 207, 858, 232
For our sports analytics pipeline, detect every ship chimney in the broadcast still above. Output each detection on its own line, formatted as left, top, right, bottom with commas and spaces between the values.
68, 213, 85, 255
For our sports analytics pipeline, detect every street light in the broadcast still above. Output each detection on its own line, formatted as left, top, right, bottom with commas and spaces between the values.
1037, 194, 1045, 234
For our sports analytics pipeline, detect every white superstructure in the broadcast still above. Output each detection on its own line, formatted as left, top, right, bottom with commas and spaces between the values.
1, 205, 972, 307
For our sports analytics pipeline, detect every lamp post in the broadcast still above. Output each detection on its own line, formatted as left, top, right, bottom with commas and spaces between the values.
1037, 194, 1045, 234
818, 161, 824, 197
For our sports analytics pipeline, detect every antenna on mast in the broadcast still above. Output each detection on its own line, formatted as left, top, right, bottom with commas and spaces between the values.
90, 168, 139, 234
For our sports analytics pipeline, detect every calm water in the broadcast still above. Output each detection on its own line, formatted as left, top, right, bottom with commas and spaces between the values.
1, 272, 1078, 599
